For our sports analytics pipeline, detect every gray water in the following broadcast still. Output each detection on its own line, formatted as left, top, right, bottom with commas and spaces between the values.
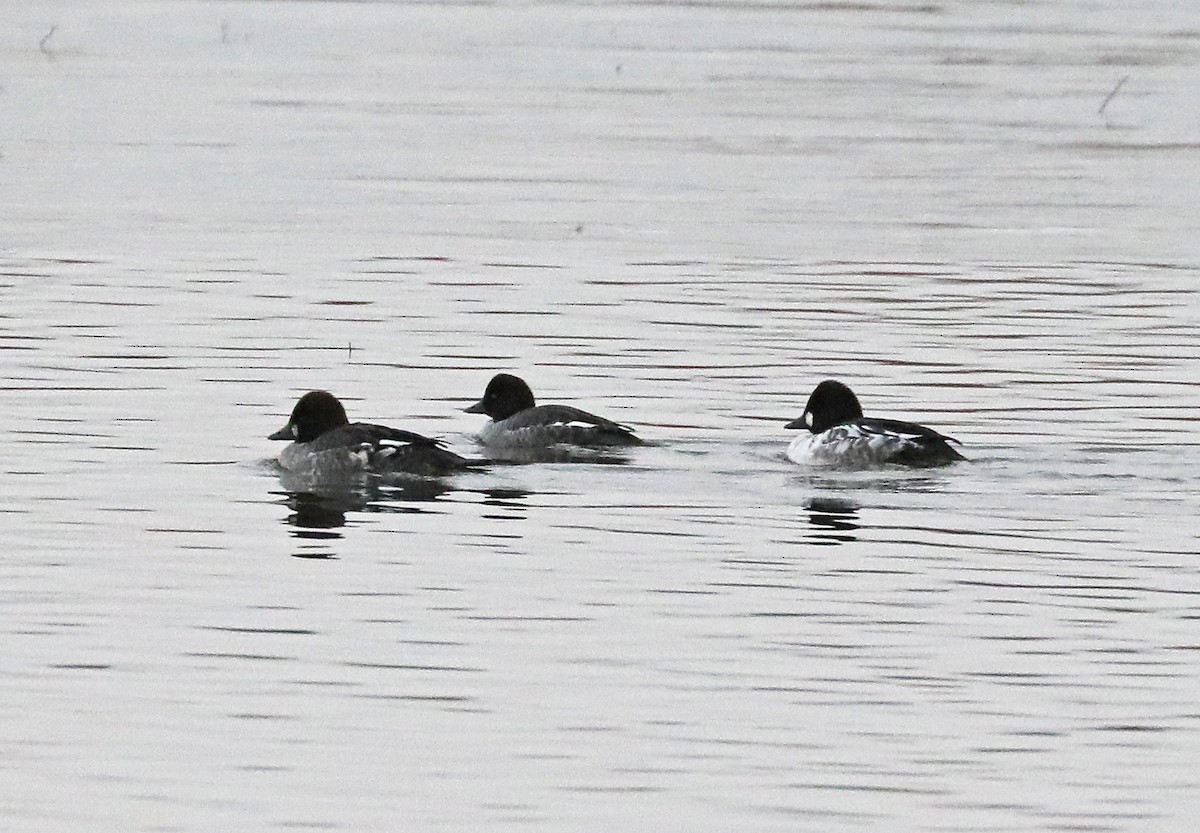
3, 1, 1199, 831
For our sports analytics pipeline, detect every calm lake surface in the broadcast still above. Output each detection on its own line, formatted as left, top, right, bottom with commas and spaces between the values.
3, 1, 1199, 830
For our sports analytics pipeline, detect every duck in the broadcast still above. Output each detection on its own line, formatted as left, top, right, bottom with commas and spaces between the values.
785, 380, 965, 468
269, 390, 472, 479
464, 373, 643, 450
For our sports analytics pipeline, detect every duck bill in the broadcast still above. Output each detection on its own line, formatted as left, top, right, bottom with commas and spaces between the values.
268, 423, 296, 441
784, 416, 807, 430
463, 400, 487, 414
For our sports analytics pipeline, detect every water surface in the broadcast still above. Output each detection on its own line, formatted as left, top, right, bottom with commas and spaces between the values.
3, 1, 1199, 831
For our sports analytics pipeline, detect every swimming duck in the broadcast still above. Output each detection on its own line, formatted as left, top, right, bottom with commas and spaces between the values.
464, 373, 642, 450
785, 380, 965, 468
270, 390, 472, 479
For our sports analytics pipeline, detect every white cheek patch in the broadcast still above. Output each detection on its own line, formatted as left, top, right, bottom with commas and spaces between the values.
803, 411, 813, 428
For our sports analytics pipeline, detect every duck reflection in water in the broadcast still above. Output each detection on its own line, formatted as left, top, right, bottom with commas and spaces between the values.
804, 496, 860, 545
277, 477, 454, 535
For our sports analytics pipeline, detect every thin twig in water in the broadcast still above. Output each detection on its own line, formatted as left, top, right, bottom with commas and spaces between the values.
39, 25, 57, 56
1099, 74, 1129, 115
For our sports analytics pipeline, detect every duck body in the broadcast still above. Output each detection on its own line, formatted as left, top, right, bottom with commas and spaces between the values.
270, 390, 471, 480
465, 373, 642, 450
786, 380, 964, 469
